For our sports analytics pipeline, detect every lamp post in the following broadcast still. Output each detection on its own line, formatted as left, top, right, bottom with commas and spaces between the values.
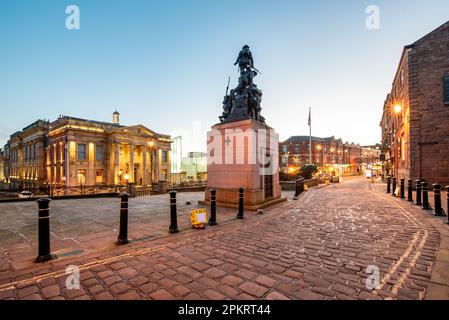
78, 173, 83, 194
316, 145, 324, 177
124, 172, 130, 194
118, 169, 123, 186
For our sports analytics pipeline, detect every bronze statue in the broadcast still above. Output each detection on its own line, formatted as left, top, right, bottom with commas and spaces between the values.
234, 45, 254, 73
219, 45, 265, 124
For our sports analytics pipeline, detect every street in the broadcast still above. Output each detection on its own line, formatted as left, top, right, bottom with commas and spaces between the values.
0, 176, 448, 300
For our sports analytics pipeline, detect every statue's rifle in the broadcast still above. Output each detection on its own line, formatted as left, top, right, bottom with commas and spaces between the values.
225, 76, 230, 96
252, 67, 262, 75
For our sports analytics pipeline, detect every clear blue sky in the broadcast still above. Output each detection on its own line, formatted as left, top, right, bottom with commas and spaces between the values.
1, 0, 449, 153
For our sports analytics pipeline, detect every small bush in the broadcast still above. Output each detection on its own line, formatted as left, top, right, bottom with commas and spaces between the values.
300, 164, 318, 180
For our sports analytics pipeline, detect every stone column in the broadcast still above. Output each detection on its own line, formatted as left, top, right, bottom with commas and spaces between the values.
156, 149, 161, 182
142, 145, 148, 185
65, 141, 70, 188
129, 144, 135, 183
114, 143, 120, 184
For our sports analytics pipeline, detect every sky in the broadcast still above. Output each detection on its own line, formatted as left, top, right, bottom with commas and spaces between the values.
1, 0, 449, 155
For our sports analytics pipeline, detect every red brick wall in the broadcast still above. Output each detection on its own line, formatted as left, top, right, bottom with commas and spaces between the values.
408, 22, 449, 186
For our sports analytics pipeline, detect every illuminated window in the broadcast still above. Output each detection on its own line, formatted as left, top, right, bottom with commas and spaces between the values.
96, 145, 104, 161
96, 170, 103, 183
162, 151, 168, 164
77, 144, 87, 161
77, 169, 86, 184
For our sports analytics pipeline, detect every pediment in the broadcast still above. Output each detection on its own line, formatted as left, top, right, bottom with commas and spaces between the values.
121, 125, 159, 138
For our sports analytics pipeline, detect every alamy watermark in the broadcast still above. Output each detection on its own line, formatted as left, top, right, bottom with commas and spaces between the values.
65, 265, 80, 290
66, 5, 80, 30
207, 127, 279, 176
365, 5, 380, 30
365, 265, 381, 290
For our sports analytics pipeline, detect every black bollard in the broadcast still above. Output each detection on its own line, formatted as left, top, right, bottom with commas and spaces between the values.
117, 193, 130, 245
208, 189, 217, 226
386, 176, 391, 194
169, 190, 179, 234
407, 179, 413, 202
294, 180, 299, 198
299, 179, 305, 194
421, 181, 432, 211
35, 198, 54, 263
415, 180, 422, 206
400, 178, 405, 199
392, 177, 397, 196
236, 188, 244, 220
433, 184, 445, 216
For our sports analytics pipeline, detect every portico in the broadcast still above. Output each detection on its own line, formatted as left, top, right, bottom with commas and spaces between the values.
45, 115, 171, 187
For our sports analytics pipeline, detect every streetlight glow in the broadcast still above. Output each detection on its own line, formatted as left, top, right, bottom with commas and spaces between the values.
394, 104, 402, 114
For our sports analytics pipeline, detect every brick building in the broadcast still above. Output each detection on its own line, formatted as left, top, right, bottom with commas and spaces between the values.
279, 136, 363, 176
380, 21, 449, 186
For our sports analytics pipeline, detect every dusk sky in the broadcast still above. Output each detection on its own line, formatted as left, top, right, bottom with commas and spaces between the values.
1, 0, 449, 154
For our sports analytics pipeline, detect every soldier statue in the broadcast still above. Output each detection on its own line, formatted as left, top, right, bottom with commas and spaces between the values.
234, 45, 254, 73
220, 45, 265, 124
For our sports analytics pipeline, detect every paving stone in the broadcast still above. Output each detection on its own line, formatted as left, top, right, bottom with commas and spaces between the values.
118, 290, 141, 300
110, 282, 132, 294
222, 275, 244, 286
17, 285, 38, 298
265, 291, 291, 300
239, 282, 269, 298
139, 282, 159, 294
149, 289, 176, 300
41, 284, 61, 299
255, 275, 278, 288
216, 285, 239, 298
204, 289, 225, 300
172, 285, 191, 298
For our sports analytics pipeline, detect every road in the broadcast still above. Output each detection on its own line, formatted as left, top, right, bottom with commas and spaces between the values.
1, 176, 448, 300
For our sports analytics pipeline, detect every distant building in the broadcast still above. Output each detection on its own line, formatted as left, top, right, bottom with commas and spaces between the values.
380, 21, 449, 185
361, 144, 382, 173
361, 145, 381, 162
181, 152, 207, 181
170, 136, 183, 183
3, 120, 50, 189
279, 136, 363, 176
2, 112, 172, 188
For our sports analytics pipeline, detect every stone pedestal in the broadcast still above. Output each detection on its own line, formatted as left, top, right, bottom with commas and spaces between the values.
200, 119, 285, 211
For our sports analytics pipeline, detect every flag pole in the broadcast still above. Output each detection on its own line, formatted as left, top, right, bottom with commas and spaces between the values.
308, 107, 312, 165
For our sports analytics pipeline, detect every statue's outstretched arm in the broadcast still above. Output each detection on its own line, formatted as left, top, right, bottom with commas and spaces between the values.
234, 52, 242, 65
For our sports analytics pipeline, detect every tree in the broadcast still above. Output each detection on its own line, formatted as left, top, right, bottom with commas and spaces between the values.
300, 164, 318, 180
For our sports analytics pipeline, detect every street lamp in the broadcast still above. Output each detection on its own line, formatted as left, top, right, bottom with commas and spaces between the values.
393, 104, 402, 114
118, 169, 123, 186
124, 173, 130, 183
316, 145, 324, 176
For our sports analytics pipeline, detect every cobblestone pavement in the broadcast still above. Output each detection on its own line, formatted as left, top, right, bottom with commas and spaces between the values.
0, 192, 236, 272
1, 177, 448, 300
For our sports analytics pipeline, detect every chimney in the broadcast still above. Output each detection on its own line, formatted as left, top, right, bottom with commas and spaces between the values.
113, 110, 120, 125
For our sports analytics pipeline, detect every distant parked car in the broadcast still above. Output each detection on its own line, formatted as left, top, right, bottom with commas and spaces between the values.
18, 191, 33, 199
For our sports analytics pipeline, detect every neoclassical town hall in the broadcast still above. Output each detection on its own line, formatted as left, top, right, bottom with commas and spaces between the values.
1, 111, 172, 189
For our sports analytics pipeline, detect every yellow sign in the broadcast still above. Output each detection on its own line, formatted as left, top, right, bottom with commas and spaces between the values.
191, 209, 208, 229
